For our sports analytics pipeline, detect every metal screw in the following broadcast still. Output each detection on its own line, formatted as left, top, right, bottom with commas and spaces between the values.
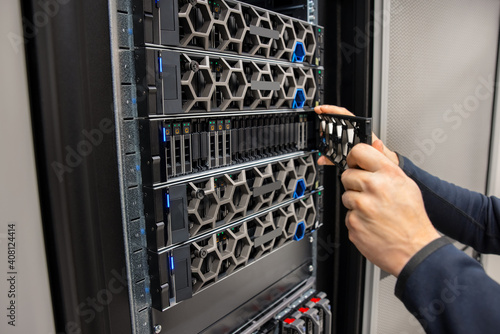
197, 248, 208, 259
308, 265, 314, 272
309, 236, 314, 243
193, 189, 205, 199
189, 61, 200, 72
154, 325, 162, 333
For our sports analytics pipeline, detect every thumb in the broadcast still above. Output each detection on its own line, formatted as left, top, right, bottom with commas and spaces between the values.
372, 139, 384, 154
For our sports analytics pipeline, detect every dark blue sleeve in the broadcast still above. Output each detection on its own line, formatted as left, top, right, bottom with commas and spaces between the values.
399, 154, 500, 254
396, 240, 500, 334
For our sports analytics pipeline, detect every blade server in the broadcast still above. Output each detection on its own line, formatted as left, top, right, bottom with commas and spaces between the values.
115, 0, 329, 333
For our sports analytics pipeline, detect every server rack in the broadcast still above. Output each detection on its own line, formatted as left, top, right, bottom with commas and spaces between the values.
21, 0, 372, 333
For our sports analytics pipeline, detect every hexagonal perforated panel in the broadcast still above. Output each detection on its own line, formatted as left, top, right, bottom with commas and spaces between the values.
190, 193, 317, 293
177, 0, 319, 64
180, 53, 317, 112
185, 154, 318, 237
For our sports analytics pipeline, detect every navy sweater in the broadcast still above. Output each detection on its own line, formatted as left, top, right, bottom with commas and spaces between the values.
395, 155, 500, 333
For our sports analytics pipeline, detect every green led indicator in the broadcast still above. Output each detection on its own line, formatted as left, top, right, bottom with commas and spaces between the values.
318, 192, 322, 195
221, 232, 224, 235
318, 28, 321, 32
318, 152, 321, 156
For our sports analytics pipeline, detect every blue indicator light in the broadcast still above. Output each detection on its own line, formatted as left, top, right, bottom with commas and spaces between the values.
163, 127, 167, 142
166, 193, 170, 208
140, 228, 145, 235
136, 165, 140, 171
128, 28, 133, 35
132, 98, 137, 104
159, 57, 163, 73
170, 257, 174, 270
145, 287, 150, 293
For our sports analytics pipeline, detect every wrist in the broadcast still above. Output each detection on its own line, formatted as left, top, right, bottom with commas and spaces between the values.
393, 228, 441, 277
394, 237, 451, 299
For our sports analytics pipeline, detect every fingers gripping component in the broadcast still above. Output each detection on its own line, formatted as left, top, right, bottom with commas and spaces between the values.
318, 114, 372, 172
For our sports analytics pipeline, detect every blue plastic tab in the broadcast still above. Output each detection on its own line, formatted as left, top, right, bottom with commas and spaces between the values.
292, 89, 306, 109
293, 178, 306, 199
292, 41, 306, 63
293, 221, 306, 241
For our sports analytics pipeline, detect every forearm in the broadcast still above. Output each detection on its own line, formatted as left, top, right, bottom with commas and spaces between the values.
399, 154, 500, 254
396, 238, 500, 334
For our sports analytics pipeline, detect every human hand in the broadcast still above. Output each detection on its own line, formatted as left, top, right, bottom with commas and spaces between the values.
341, 144, 440, 276
314, 105, 399, 166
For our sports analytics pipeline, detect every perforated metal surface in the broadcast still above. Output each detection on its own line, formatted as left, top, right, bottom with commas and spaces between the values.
185, 154, 317, 237
373, 1, 500, 334
385, 0, 500, 192
377, 275, 423, 334
179, 52, 318, 112
190, 195, 317, 294
318, 114, 372, 172
176, 0, 318, 63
